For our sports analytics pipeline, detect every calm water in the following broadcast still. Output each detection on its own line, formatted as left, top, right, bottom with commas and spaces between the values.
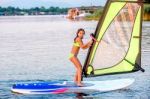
0, 15, 150, 99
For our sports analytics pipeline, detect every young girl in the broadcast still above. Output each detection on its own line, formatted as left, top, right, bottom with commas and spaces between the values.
69, 28, 93, 86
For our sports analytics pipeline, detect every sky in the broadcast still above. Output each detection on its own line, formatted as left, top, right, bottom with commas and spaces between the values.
0, 0, 106, 8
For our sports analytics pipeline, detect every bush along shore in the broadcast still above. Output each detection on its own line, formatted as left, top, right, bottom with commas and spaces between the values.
144, 4, 150, 21
85, 8, 103, 20
85, 4, 150, 21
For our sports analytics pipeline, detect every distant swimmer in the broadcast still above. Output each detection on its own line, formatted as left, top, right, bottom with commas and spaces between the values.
69, 28, 93, 87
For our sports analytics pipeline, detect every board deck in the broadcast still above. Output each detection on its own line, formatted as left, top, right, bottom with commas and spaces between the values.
11, 78, 134, 94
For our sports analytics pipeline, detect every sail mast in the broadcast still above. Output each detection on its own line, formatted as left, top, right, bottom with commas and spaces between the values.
83, 0, 111, 77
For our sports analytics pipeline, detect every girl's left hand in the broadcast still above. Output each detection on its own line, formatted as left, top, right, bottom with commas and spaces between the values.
88, 40, 93, 47
90, 40, 93, 44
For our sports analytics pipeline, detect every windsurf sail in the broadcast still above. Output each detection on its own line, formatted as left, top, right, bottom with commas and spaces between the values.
83, 0, 145, 77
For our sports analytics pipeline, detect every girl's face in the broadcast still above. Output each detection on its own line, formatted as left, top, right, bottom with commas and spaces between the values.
78, 30, 85, 38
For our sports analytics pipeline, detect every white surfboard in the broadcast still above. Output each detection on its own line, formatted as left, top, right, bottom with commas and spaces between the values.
11, 78, 134, 94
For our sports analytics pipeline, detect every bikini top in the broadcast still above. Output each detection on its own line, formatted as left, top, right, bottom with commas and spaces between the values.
73, 42, 80, 47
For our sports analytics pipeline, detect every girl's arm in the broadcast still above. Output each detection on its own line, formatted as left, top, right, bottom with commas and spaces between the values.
76, 38, 93, 50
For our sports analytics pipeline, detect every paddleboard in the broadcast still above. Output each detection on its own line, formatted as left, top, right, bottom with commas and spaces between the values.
11, 78, 134, 94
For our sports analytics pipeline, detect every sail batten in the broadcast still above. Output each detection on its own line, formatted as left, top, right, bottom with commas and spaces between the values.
83, 0, 144, 77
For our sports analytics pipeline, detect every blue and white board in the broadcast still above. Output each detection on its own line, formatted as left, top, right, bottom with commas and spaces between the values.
11, 78, 134, 94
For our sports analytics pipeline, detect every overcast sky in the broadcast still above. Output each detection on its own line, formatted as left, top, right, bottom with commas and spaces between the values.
0, 0, 106, 8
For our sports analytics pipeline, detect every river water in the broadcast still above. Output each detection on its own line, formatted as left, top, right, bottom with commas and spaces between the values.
0, 15, 149, 99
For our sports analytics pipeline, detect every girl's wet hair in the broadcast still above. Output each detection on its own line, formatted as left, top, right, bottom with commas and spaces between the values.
74, 28, 85, 42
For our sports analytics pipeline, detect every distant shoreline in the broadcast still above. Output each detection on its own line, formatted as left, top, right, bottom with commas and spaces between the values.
0, 5, 150, 21
0, 14, 150, 21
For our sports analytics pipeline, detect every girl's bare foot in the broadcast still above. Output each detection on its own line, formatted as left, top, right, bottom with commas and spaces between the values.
77, 83, 84, 87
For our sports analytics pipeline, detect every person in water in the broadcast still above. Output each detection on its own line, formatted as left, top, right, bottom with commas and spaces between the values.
69, 28, 93, 86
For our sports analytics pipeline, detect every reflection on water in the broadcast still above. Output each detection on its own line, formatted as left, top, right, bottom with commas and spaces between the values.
0, 15, 150, 98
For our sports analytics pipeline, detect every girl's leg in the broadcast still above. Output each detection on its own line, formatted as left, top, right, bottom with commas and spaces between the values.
74, 71, 78, 83
70, 57, 77, 83
75, 58, 83, 85
70, 57, 83, 86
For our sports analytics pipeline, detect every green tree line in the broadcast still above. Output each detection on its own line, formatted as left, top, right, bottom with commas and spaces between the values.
0, 6, 68, 16
144, 4, 150, 13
